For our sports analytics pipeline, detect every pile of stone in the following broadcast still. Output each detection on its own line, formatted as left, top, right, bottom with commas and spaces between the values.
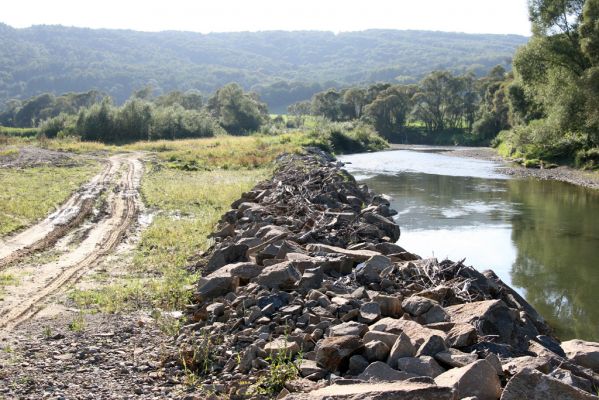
177, 148, 599, 399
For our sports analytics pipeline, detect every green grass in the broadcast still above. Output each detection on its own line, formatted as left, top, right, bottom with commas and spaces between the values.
70, 158, 269, 315
0, 162, 102, 236
0, 126, 39, 138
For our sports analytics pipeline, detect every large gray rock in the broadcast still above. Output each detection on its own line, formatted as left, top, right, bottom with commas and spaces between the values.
445, 300, 515, 344
364, 331, 399, 349
254, 261, 301, 289
501, 368, 598, 400
298, 359, 327, 380
387, 332, 416, 367
305, 244, 381, 262
562, 340, 599, 373
402, 296, 437, 316
435, 359, 501, 400
355, 255, 392, 284
416, 334, 447, 357
370, 318, 446, 347
435, 349, 479, 368
329, 321, 369, 338
360, 302, 382, 324
358, 361, 416, 382
397, 356, 445, 378
297, 267, 324, 291
364, 340, 391, 362
315, 335, 364, 372
283, 381, 454, 400
369, 294, 402, 318
363, 212, 400, 241
446, 323, 477, 348
205, 243, 249, 272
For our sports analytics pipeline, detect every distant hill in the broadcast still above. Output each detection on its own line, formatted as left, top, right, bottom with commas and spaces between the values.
0, 23, 528, 111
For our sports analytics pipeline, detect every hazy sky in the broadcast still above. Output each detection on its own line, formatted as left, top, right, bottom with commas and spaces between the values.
2, 0, 532, 36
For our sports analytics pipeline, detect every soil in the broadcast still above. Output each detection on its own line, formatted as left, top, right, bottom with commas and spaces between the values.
0, 146, 80, 169
0, 313, 188, 400
390, 144, 599, 190
0, 151, 192, 399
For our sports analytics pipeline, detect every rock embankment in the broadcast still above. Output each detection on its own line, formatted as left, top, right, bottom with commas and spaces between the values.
178, 148, 599, 399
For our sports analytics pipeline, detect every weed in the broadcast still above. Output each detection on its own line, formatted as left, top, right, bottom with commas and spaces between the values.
68, 313, 86, 332
42, 326, 52, 339
248, 347, 301, 396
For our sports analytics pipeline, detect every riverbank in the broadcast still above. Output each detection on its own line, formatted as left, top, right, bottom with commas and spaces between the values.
390, 144, 599, 190
176, 148, 599, 399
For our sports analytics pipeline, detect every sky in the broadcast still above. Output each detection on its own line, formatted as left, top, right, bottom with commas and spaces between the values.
1, 0, 532, 36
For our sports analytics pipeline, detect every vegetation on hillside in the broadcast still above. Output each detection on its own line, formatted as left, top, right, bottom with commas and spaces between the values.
0, 24, 527, 111
491, 0, 599, 168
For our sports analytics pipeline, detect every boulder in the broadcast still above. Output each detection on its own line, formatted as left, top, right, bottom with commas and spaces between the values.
364, 340, 391, 362
446, 323, 477, 348
205, 243, 249, 272
435, 349, 479, 368
416, 334, 447, 357
562, 340, 599, 373
445, 300, 515, 344
387, 332, 416, 367
370, 318, 446, 347
434, 359, 501, 400
297, 267, 324, 291
265, 339, 300, 356
298, 359, 327, 380
362, 212, 400, 241
402, 296, 436, 316
358, 361, 416, 382
359, 302, 382, 324
549, 368, 594, 393
282, 381, 454, 400
397, 356, 445, 378
501, 368, 598, 400
329, 321, 369, 338
355, 255, 392, 284
254, 261, 301, 289
348, 355, 370, 375
369, 294, 402, 318
315, 335, 364, 372
364, 331, 399, 349
305, 244, 381, 262
422, 305, 450, 324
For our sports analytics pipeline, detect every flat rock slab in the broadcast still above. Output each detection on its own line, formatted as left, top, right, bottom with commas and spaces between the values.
370, 318, 446, 347
306, 244, 381, 262
562, 339, 599, 373
435, 359, 501, 400
501, 368, 599, 400
283, 381, 455, 400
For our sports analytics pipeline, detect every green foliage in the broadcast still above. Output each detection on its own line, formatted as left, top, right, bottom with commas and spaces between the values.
207, 83, 268, 134
0, 25, 526, 111
249, 348, 301, 396
308, 120, 388, 154
493, 0, 599, 165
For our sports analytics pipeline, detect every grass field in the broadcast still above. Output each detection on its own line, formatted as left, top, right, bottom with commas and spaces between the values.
69, 138, 282, 315
0, 163, 101, 236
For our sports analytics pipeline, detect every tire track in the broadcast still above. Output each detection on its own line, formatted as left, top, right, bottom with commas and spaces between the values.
0, 156, 122, 270
0, 154, 143, 331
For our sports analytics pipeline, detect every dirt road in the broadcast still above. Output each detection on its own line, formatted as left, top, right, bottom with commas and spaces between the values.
0, 153, 144, 332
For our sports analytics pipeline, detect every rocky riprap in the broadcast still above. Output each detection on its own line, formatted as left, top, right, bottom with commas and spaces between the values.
177, 148, 599, 400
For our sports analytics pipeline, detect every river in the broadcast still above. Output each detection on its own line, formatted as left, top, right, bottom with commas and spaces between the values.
339, 148, 599, 342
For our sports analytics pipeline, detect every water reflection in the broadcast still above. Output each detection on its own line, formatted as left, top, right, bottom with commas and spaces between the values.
340, 150, 599, 341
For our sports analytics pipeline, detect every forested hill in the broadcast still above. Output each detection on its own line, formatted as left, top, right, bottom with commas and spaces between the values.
0, 23, 528, 111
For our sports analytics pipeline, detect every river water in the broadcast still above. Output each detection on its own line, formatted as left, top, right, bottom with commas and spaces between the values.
339, 149, 599, 341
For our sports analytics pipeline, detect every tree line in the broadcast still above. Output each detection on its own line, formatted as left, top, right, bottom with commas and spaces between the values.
288, 67, 513, 145
0, 24, 526, 112
0, 84, 269, 142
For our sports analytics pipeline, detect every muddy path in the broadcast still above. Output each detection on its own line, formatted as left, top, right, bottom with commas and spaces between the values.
0, 153, 144, 332
0, 154, 126, 269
